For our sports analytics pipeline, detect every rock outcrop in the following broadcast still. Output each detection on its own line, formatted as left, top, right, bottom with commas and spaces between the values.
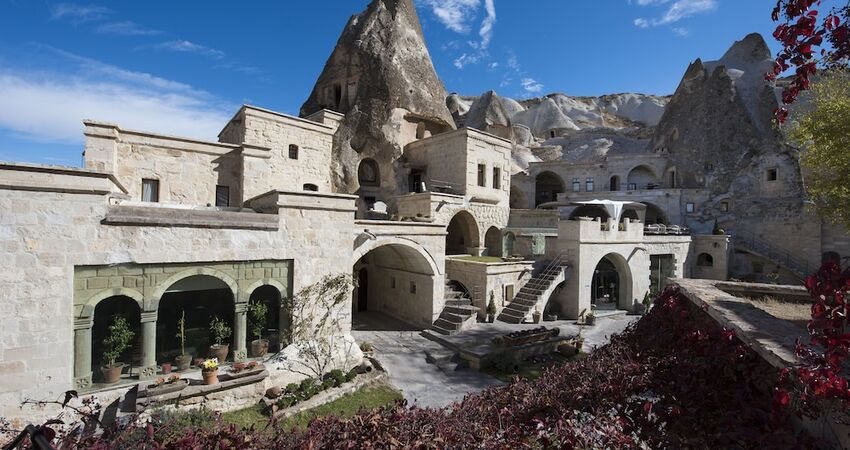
300, 0, 455, 196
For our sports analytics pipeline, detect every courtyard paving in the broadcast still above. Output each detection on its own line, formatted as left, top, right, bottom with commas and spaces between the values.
351, 311, 640, 409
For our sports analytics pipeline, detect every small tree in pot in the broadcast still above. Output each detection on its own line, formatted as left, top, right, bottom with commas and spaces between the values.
101, 315, 134, 384
248, 300, 269, 357
208, 316, 232, 363
173, 310, 192, 371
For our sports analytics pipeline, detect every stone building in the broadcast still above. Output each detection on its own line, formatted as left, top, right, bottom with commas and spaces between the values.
1, 0, 848, 425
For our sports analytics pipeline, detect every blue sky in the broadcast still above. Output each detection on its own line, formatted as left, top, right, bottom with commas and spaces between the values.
0, 0, 786, 166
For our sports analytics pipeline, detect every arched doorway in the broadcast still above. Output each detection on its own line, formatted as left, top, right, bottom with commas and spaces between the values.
352, 242, 438, 330
248, 285, 284, 353
446, 211, 480, 256
156, 275, 235, 364
591, 254, 633, 311
535, 171, 565, 207
484, 227, 502, 257
91, 296, 141, 381
610, 176, 620, 191
627, 165, 658, 190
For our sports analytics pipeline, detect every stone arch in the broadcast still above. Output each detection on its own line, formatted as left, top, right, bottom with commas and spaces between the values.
503, 232, 516, 257
484, 226, 502, 257
665, 167, 678, 188
91, 295, 142, 375
446, 210, 481, 256
353, 237, 442, 276
641, 202, 669, 225
626, 165, 658, 189
80, 287, 145, 319
150, 267, 239, 311
535, 171, 565, 207
352, 239, 441, 328
569, 205, 610, 221
591, 253, 634, 310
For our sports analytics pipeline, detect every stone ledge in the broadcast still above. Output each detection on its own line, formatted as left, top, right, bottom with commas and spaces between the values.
0, 162, 127, 195
102, 205, 279, 231
670, 278, 804, 369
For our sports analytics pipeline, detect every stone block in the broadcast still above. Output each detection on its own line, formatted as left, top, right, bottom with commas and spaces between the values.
74, 278, 86, 291
108, 276, 123, 288
124, 277, 137, 288
86, 277, 108, 290
96, 267, 117, 277
118, 266, 143, 276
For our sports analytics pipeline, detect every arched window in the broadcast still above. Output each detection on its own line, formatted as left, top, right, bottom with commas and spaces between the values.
303, 184, 319, 192
288, 145, 299, 160
358, 159, 380, 187
535, 171, 565, 207
697, 253, 714, 267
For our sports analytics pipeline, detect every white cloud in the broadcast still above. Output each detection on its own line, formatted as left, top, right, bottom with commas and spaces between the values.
672, 27, 691, 37
634, 18, 650, 28
418, 0, 497, 69
418, 0, 480, 33
479, 0, 497, 49
95, 21, 160, 36
521, 78, 543, 93
50, 3, 112, 23
633, 0, 717, 28
0, 47, 231, 145
154, 40, 226, 59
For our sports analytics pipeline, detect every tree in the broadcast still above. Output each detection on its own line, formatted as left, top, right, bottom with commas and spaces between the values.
274, 273, 358, 379
787, 69, 850, 227
769, 0, 850, 122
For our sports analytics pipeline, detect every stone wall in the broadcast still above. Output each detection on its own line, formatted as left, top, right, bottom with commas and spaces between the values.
0, 167, 358, 424
84, 121, 244, 206
691, 235, 732, 280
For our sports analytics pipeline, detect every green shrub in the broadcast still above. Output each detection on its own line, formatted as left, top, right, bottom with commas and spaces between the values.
285, 383, 299, 394
322, 379, 335, 390
345, 370, 357, 382
330, 369, 346, 386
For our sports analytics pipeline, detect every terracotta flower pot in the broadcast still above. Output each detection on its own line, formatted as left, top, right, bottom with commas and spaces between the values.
209, 344, 229, 362
174, 354, 192, 371
250, 339, 269, 358
161, 362, 172, 374
100, 364, 124, 384
202, 369, 218, 385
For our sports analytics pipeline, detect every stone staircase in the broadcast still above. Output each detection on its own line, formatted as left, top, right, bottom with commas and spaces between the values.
732, 230, 811, 280
429, 281, 479, 335
498, 255, 570, 324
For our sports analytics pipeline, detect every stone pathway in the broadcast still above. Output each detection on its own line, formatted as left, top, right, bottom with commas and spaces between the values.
351, 312, 640, 409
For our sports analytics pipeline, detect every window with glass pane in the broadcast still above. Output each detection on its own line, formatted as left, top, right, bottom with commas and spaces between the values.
477, 164, 486, 187
215, 185, 230, 207
492, 167, 501, 190
142, 179, 159, 202
586, 177, 594, 192
572, 178, 580, 192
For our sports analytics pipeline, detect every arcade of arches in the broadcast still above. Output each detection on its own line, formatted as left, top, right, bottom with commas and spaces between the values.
73, 260, 293, 390
352, 242, 439, 329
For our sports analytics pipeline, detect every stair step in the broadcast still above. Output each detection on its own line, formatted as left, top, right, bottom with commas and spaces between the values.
429, 324, 454, 335
445, 300, 473, 307
444, 305, 478, 316
433, 318, 459, 330
441, 312, 470, 323
496, 314, 523, 324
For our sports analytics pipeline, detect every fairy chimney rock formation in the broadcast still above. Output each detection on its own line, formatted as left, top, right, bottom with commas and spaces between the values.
300, 0, 455, 196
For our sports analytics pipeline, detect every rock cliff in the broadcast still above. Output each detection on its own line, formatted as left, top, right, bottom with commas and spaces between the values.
300, 0, 455, 195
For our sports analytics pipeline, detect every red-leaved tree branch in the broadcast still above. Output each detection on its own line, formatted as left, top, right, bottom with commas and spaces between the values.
769, 0, 850, 122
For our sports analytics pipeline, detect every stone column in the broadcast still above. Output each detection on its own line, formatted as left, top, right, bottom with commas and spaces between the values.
73, 317, 93, 390
138, 311, 158, 380
233, 303, 248, 361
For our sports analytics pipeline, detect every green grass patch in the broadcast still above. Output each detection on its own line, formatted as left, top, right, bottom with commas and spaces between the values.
221, 385, 403, 431
456, 256, 504, 263
483, 352, 586, 383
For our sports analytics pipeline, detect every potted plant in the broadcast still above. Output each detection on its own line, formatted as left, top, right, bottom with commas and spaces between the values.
248, 300, 269, 358
359, 341, 374, 357
209, 316, 232, 362
201, 358, 219, 385
585, 311, 596, 326
532, 307, 542, 324
174, 310, 192, 371
101, 315, 135, 384
486, 293, 497, 323
161, 362, 172, 375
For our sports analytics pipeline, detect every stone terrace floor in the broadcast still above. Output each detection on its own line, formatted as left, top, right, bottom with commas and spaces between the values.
351, 312, 639, 408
